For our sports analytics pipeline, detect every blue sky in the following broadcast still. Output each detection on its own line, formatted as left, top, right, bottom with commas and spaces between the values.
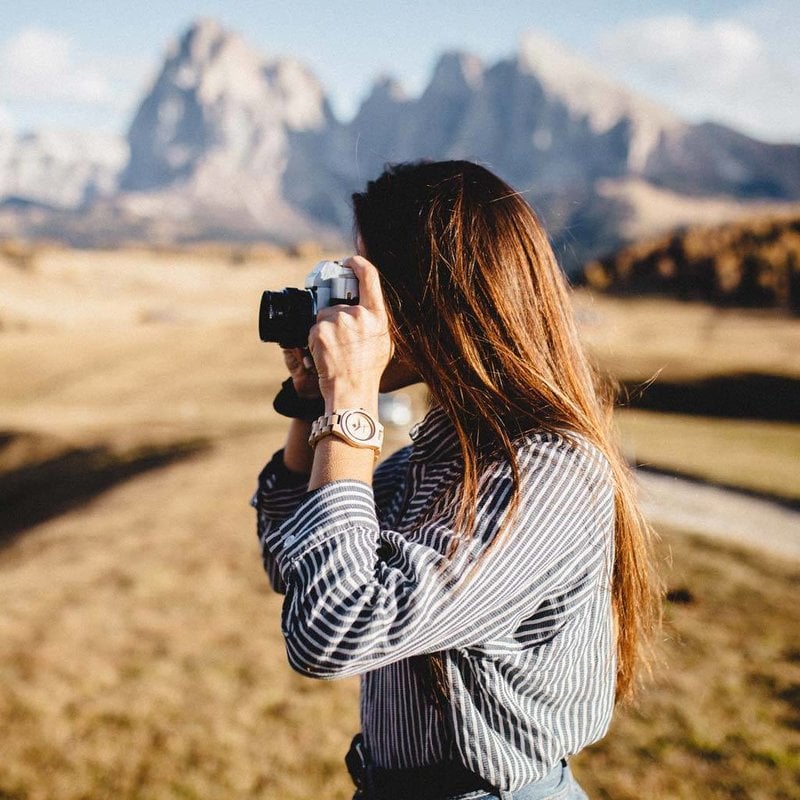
1, 0, 798, 142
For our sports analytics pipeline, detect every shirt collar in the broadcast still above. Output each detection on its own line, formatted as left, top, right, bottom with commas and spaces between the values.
408, 404, 461, 462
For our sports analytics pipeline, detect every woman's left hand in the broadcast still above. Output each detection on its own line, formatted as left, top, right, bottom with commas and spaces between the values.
308, 255, 393, 415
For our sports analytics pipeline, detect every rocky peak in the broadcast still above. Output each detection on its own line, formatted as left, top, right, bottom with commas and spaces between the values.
426, 51, 484, 96
517, 30, 683, 172
348, 76, 408, 148
358, 76, 407, 112
3, 18, 798, 260
120, 19, 329, 192
174, 18, 225, 66
264, 57, 330, 131
167, 18, 266, 104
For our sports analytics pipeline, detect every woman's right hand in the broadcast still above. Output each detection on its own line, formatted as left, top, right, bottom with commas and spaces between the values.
282, 347, 322, 400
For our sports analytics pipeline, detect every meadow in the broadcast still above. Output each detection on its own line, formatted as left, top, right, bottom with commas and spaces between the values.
0, 245, 798, 799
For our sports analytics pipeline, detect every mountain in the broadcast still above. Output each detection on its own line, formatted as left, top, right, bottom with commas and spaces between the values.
333, 33, 683, 190
112, 18, 339, 244
121, 19, 329, 192
0, 129, 126, 209
1, 21, 799, 267
301, 31, 800, 265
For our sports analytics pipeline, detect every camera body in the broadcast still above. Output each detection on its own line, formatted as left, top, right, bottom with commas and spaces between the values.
259, 260, 359, 348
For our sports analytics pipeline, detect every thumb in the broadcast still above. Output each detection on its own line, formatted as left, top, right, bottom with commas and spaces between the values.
343, 255, 386, 315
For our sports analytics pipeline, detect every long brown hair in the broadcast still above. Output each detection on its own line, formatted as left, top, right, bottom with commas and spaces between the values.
352, 160, 661, 702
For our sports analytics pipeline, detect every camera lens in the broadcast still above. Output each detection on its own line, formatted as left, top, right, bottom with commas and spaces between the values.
259, 288, 316, 348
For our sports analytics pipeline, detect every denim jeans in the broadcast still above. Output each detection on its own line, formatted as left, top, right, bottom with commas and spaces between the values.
442, 761, 588, 800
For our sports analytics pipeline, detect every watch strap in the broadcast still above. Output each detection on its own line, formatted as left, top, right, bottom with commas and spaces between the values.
309, 409, 384, 454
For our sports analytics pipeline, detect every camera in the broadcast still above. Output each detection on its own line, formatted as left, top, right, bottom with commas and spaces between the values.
258, 260, 359, 348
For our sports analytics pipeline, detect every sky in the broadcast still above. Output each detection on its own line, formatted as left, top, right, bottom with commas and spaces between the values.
0, 0, 798, 143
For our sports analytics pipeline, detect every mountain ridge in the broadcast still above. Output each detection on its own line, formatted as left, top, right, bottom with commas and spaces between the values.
1, 19, 799, 270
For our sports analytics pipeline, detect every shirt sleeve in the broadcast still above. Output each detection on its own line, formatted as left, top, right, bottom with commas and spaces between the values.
251, 449, 311, 595
272, 436, 614, 679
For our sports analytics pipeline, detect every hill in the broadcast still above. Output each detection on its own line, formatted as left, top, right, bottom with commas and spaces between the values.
582, 213, 800, 312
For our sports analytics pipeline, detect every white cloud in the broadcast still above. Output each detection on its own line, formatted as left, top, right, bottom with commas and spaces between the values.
596, 14, 800, 143
0, 28, 115, 106
0, 103, 12, 130
739, 0, 800, 57
0, 27, 155, 132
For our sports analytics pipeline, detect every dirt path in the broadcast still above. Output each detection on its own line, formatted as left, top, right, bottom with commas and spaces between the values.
636, 470, 800, 561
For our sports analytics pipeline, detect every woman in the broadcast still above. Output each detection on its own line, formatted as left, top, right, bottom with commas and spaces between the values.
252, 161, 661, 800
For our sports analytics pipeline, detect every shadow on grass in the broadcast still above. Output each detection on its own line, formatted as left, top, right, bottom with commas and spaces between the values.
636, 463, 800, 512
0, 433, 210, 549
620, 372, 800, 422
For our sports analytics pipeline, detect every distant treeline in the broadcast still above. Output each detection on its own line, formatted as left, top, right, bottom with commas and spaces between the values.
582, 214, 800, 313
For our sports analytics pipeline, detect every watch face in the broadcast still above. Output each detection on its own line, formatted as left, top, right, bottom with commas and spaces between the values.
342, 410, 377, 442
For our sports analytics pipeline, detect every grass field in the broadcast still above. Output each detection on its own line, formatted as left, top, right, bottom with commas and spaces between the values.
2, 465, 798, 800
1, 246, 799, 799
572, 290, 800, 384
573, 289, 800, 503
574, 529, 800, 800
615, 411, 800, 504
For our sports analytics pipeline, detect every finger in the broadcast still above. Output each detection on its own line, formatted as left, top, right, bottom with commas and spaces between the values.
313, 305, 363, 332
342, 255, 386, 315
281, 347, 305, 373
313, 305, 344, 323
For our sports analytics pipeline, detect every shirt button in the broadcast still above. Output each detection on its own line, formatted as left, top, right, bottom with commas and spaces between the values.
284, 534, 296, 546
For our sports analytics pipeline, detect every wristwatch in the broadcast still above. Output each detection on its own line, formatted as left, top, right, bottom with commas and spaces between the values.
309, 409, 384, 455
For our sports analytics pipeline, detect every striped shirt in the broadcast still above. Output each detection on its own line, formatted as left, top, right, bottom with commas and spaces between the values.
252, 404, 616, 792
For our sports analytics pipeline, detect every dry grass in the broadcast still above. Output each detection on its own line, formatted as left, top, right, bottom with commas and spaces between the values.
573, 289, 800, 382
616, 411, 800, 503
0, 432, 362, 800
1, 441, 797, 799
574, 529, 800, 800
1, 245, 799, 799
574, 289, 800, 500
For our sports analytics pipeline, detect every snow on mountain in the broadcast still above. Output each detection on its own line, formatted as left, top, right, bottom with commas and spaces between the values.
0, 130, 127, 209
